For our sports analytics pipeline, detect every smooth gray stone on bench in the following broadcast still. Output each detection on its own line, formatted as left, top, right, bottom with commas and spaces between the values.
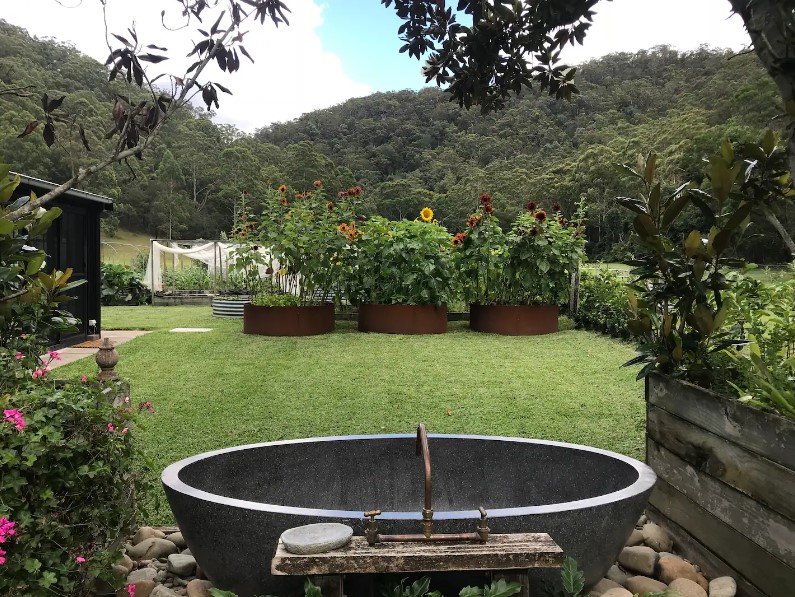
281, 523, 353, 555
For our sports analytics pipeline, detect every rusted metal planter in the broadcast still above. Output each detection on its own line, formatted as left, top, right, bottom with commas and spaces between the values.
243, 303, 335, 336
358, 304, 447, 334
469, 304, 558, 336
645, 374, 795, 597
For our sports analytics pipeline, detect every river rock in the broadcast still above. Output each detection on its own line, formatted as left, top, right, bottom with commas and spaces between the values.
129, 579, 157, 597
133, 527, 166, 545
167, 554, 196, 577
601, 590, 633, 597
587, 578, 623, 596
618, 546, 658, 576
709, 577, 737, 597
166, 532, 187, 549
281, 523, 353, 555
625, 576, 668, 594
624, 529, 644, 547
151, 586, 178, 597
127, 538, 178, 561
669, 578, 708, 597
127, 567, 158, 584
637, 514, 648, 527
186, 580, 214, 597
606, 564, 630, 586
118, 553, 135, 573
642, 522, 673, 552
659, 555, 708, 589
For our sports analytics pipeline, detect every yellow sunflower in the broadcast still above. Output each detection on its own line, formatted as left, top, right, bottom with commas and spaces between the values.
420, 207, 434, 222
278, 184, 287, 194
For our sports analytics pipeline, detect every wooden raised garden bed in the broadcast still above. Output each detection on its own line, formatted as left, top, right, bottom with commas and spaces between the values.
645, 374, 795, 597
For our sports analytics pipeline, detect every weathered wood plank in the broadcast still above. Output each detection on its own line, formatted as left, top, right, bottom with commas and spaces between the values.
272, 534, 564, 576
647, 374, 795, 470
647, 438, 795, 567
649, 478, 795, 597
646, 506, 766, 597
647, 405, 795, 521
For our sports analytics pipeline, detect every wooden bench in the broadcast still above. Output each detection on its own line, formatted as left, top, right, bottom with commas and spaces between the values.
271, 533, 564, 597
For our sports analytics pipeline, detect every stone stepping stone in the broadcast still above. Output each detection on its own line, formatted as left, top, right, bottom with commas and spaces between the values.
281, 523, 353, 555
169, 328, 213, 333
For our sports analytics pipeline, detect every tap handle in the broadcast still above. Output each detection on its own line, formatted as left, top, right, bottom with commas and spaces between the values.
479, 506, 488, 520
364, 510, 381, 520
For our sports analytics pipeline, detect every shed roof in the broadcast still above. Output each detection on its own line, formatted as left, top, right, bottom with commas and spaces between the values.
10, 172, 114, 208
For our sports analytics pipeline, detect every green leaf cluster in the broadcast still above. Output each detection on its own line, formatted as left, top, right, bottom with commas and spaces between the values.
0, 376, 153, 596
342, 215, 457, 306
574, 268, 630, 337
100, 262, 150, 305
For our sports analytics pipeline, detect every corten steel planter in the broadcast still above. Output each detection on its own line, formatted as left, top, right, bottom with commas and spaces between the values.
469, 304, 558, 335
645, 374, 795, 596
242, 303, 334, 336
357, 303, 447, 334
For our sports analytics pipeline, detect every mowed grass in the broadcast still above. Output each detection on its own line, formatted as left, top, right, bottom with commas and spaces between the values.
58, 306, 646, 524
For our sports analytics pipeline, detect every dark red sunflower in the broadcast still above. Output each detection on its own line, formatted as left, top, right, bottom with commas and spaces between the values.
483, 203, 494, 215
526, 201, 537, 212
479, 193, 492, 205
534, 210, 547, 222
529, 228, 539, 236
552, 202, 562, 212
280, 197, 287, 205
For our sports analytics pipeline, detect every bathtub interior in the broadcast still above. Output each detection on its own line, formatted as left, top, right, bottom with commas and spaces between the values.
177, 437, 640, 512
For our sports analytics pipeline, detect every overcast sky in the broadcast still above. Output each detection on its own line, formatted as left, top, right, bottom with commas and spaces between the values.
3, 0, 750, 133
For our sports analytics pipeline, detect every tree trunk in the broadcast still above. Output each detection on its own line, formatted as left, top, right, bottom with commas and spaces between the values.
760, 203, 795, 259
728, 0, 795, 172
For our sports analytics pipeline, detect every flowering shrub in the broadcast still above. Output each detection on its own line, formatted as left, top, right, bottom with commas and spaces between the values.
342, 211, 457, 306
0, 373, 153, 596
456, 194, 586, 306
244, 183, 360, 304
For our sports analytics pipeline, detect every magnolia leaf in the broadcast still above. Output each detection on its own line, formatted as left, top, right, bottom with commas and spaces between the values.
684, 230, 703, 257
644, 153, 656, 186
761, 129, 776, 155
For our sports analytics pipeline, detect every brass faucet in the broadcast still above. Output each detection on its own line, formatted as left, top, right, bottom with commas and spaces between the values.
364, 423, 490, 545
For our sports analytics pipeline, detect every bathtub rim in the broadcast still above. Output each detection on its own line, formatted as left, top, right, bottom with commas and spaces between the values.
161, 433, 656, 520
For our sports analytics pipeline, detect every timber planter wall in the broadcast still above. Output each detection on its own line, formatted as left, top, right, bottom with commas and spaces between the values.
645, 374, 795, 597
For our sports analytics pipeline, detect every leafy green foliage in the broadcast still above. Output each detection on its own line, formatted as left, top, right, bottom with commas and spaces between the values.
162, 265, 213, 291
575, 269, 630, 337
0, 376, 153, 596
617, 149, 752, 385
456, 198, 586, 306
100, 262, 150, 305
560, 557, 585, 597
343, 214, 457, 306
458, 579, 521, 597
723, 270, 795, 418
251, 288, 303, 307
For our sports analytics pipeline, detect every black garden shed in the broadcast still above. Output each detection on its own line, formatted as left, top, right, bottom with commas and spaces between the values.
11, 173, 114, 347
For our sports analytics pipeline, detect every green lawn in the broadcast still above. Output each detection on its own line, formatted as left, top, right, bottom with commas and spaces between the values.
58, 306, 646, 524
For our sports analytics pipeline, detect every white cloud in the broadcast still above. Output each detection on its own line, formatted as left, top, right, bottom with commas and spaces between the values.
561, 0, 750, 64
3, 0, 372, 132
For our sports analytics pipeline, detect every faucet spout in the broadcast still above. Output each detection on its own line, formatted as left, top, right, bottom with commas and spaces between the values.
416, 422, 433, 537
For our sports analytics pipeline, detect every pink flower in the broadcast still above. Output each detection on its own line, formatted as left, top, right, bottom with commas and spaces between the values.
15, 352, 22, 361
122, 428, 129, 434
3, 410, 24, 432
20, 333, 26, 338
48, 350, 61, 360
127, 585, 136, 597
0, 518, 16, 566
124, 396, 130, 404
75, 556, 86, 563
107, 423, 115, 433
81, 375, 88, 384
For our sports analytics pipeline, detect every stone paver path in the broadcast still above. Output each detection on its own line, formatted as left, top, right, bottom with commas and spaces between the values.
47, 330, 150, 369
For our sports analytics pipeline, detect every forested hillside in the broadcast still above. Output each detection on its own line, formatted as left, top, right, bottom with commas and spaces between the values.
1, 20, 790, 261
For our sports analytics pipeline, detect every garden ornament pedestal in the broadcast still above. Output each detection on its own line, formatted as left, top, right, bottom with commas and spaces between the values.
95, 338, 119, 381
469, 304, 558, 336
162, 433, 655, 596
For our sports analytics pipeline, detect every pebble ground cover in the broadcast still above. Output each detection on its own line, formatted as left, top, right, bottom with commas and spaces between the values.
58, 306, 645, 524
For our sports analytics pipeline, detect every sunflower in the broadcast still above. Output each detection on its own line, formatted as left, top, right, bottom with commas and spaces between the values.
479, 193, 492, 205
313, 180, 323, 188
559, 218, 568, 226
483, 204, 494, 215
280, 197, 287, 205
452, 236, 462, 247
338, 223, 349, 233
552, 202, 562, 212
278, 184, 287, 194
347, 229, 358, 241
466, 215, 481, 228
338, 191, 348, 198
529, 228, 539, 236
420, 207, 434, 221
327, 201, 334, 211
295, 193, 304, 199
526, 201, 537, 212
534, 210, 547, 222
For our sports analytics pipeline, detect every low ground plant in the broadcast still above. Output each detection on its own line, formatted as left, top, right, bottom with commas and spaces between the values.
100, 262, 150, 305
575, 269, 629, 337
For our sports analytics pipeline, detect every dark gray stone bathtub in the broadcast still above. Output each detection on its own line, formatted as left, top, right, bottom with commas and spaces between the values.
162, 434, 656, 596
